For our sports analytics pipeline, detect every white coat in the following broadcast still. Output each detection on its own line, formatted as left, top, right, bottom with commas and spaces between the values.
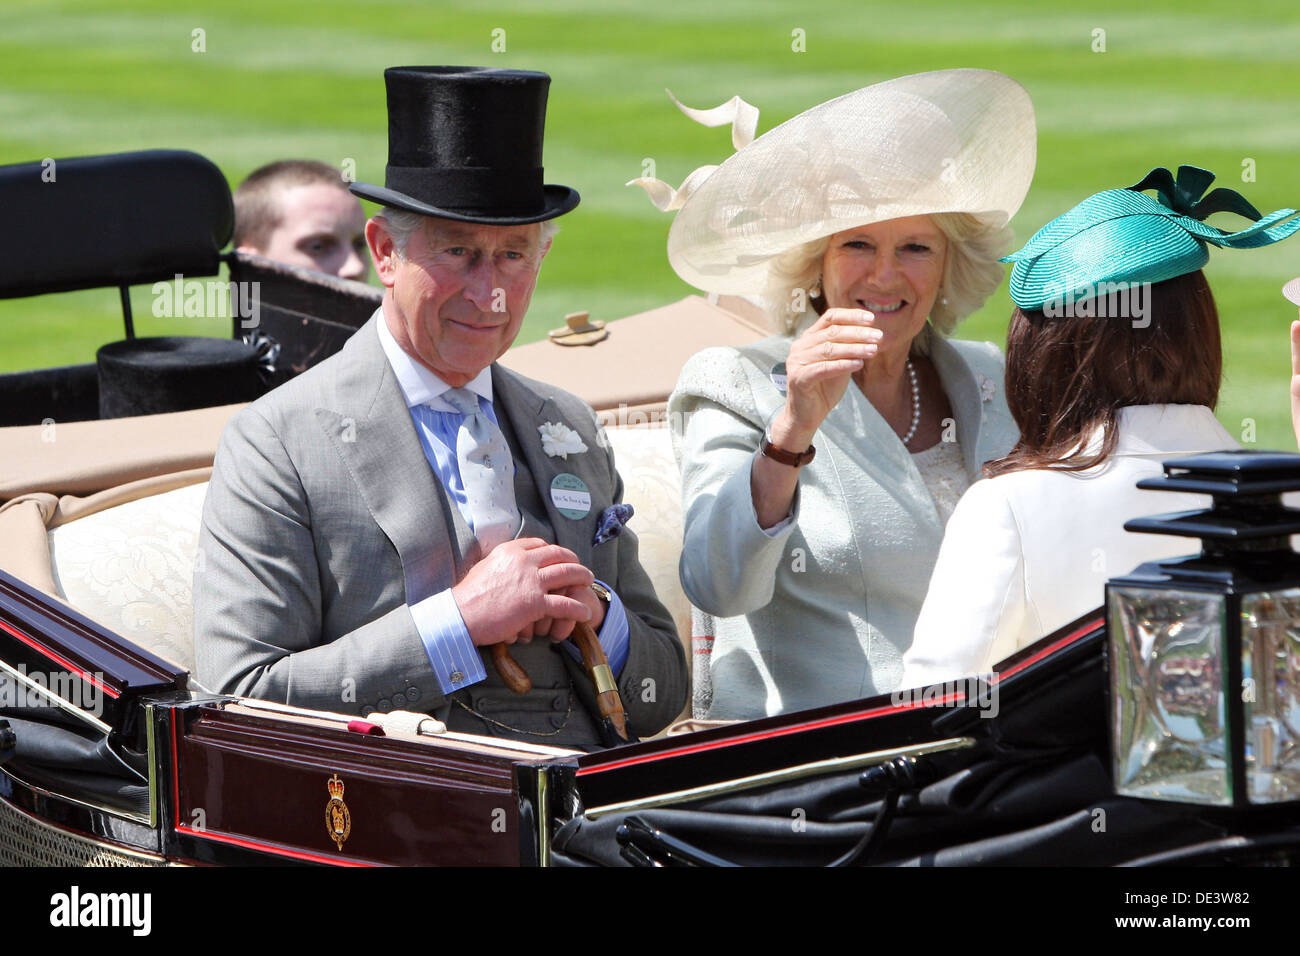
902, 404, 1239, 688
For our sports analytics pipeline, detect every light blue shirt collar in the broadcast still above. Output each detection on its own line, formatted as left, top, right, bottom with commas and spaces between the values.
374, 306, 494, 412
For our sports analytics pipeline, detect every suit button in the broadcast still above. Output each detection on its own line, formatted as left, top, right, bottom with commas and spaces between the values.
360, 705, 374, 717
552, 694, 566, 709
376, 698, 392, 713
406, 686, 420, 702
551, 715, 566, 729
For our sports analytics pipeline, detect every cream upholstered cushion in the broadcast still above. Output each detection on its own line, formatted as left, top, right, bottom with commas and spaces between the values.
48, 482, 208, 673
604, 426, 689, 654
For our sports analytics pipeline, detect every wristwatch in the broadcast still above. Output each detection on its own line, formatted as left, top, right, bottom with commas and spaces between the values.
589, 581, 613, 607
761, 431, 816, 467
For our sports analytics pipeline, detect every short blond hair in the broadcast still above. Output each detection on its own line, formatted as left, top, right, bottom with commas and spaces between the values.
233, 159, 351, 249
763, 212, 1014, 338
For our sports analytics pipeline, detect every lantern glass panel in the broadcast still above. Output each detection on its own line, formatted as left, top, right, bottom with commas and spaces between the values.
1109, 587, 1229, 805
1240, 589, 1300, 804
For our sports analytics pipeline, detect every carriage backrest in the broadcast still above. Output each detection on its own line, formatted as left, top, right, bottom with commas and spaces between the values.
0, 149, 232, 300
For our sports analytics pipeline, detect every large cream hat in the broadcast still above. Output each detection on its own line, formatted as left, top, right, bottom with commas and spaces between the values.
663, 69, 1037, 295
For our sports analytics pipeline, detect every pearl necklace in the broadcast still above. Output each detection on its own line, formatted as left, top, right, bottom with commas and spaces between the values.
902, 358, 921, 447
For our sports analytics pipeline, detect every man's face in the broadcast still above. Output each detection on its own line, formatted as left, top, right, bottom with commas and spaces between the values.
248, 183, 369, 281
368, 215, 547, 387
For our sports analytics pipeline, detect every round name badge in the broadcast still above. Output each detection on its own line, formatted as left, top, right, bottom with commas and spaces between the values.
550, 473, 592, 520
770, 362, 788, 393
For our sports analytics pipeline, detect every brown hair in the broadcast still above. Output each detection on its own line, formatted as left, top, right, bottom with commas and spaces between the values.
984, 270, 1221, 478
232, 159, 350, 249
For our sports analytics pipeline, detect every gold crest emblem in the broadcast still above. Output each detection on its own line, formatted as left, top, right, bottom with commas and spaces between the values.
325, 774, 351, 851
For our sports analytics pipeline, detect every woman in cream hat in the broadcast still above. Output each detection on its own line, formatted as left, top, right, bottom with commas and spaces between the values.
902, 165, 1300, 688
659, 69, 1036, 719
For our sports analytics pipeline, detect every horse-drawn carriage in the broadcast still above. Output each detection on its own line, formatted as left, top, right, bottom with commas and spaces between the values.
1, 150, 1297, 867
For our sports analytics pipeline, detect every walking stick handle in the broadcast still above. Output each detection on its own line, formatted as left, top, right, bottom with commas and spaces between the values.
491, 643, 532, 694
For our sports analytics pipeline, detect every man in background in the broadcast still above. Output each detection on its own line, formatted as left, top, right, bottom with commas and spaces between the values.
233, 159, 369, 282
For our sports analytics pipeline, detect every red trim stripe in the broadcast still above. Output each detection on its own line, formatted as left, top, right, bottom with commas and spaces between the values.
581, 699, 939, 775
995, 618, 1103, 680
578, 617, 1103, 778
174, 824, 380, 866
0, 618, 120, 699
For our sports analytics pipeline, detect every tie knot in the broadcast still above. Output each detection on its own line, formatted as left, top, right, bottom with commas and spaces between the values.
442, 387, 481, 418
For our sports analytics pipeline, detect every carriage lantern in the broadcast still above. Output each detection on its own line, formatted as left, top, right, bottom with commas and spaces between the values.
1107, 450, 1300, 806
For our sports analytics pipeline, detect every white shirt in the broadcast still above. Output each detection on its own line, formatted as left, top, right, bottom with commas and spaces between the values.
375, 309, 629, 694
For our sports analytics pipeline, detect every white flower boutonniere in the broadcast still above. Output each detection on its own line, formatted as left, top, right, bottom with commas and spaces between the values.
539, 421, 588, 459
977, 374, 997, 403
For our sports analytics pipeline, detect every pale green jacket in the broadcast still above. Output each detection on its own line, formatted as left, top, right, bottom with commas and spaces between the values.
669, 328, 1018, 719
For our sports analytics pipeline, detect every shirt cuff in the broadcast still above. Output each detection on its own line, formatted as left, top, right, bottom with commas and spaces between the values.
410, 588, 486, 695
561, 579, 630, 675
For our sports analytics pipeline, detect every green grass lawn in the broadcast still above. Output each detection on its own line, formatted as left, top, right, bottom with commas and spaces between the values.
2, 0, 1299, 445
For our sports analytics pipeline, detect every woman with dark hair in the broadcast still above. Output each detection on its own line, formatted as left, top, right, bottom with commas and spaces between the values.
902, 166, 1300, 688
989, 270, 1221, 478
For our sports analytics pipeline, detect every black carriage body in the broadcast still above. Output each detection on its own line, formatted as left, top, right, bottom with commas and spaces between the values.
6, 582, 1296, 867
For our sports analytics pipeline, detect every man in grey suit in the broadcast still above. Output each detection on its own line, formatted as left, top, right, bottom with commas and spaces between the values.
194, 66, 687, 749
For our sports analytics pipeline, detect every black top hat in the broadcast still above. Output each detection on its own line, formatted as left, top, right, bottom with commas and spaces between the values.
350, 66, 580, 225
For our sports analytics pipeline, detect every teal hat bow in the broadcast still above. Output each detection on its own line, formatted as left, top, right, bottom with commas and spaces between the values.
1003, 165, 1300, 310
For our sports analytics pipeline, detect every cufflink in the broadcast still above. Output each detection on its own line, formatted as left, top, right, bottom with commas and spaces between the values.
449, 671, 464, 685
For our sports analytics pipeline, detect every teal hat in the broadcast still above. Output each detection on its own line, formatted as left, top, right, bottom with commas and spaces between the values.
1003, 165, 1300, 310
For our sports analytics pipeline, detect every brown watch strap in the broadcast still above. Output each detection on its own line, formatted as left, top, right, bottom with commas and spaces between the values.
761, 435, 816, 467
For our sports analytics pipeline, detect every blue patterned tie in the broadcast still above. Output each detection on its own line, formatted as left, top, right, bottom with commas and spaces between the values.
441, 388, 521, 552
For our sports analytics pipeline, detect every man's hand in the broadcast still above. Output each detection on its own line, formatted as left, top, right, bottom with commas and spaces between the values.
452, 538, 594, 647
777, 308, 882, 448
528, 583, 607, 642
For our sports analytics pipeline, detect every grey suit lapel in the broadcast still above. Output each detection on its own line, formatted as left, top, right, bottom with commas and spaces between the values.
491, 365, 596, 568
315, 317, 465, 601
442, 484, 483, 568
